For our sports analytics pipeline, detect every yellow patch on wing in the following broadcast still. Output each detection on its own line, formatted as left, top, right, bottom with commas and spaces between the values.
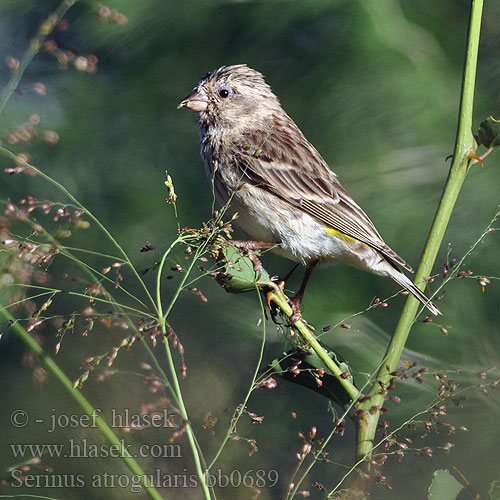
324, 227, 360, 245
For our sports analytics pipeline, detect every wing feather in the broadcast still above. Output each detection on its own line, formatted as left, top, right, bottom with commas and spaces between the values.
231, 114, 413, 272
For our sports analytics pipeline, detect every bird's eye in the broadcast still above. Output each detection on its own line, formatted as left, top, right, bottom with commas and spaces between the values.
218, 86, 232, 98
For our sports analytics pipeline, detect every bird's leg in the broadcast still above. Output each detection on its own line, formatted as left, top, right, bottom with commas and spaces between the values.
289, 260, 318, 324
231, 240, 279, 277
266, 263, 300, 313
282, 263, 301, 284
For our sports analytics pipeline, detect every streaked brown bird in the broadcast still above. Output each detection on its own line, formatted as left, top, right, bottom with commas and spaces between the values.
179, 64, 440, 317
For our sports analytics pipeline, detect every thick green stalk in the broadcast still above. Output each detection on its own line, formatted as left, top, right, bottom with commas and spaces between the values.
355, 0, 484, 461
0, 308, 164, 500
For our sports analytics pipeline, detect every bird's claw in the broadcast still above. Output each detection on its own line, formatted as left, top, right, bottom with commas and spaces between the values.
288, 296, 303, 325
246, 249, 263, 280
467, 149, 484, 167
231, 240, 278, 280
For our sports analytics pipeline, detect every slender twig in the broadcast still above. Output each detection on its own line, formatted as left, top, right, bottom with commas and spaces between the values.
267, 284, 361, 402
0, 291, 56, 313
355, 0, 484, 462
56, 246, 127, 261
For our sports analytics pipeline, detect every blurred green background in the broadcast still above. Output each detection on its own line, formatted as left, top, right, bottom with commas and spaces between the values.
1, 1, 499, 499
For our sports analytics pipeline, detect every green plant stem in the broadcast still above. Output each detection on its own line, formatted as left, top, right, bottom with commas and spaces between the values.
156, 249, 212, 500
161, 328, 212, 500
0, 308, 164, 500
355, 0, 484, 462
267, 286, 360, 402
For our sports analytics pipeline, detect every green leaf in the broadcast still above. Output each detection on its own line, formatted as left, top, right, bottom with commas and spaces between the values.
427, 470, 464, 500
269, 345, 355, 405
216, 244, 270, 293
477, 116, 500, 148
489, 479, 500, 500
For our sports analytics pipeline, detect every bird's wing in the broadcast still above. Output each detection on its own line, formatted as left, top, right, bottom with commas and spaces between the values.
233, 118, 413, 272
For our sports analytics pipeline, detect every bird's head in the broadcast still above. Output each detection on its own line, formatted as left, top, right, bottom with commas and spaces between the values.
178, 64, 280, 130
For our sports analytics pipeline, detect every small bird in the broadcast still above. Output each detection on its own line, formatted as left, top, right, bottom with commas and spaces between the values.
179, 64, 440, 317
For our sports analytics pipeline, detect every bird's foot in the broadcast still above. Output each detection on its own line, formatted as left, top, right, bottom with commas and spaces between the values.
288, 295, 303, 324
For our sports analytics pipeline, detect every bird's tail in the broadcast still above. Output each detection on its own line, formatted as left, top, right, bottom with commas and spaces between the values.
390, 270, 441, 316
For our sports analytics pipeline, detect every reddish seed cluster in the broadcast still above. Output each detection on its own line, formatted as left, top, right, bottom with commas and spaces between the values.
5, 56, 20, 71
142, 372, 164, 394
295, 425, 319, 462
288, 360, 302, 377
1, 217, 60, 336
371, 297, 389, 308
230, 434, 259, 455
160, 323, 187, 378
5, 199, 89, 235
334, 418, 345, 437
43, 38, 99, 73
442, 258, 457, 279
390, 360, 428, 385
0, 458, 46, 487
85, 282, 108, 299
3, 119, 58, 157
73, 354, 107, 388
374, 472, 392, 490
42, 38, 98, 74
188, 287, 208, 302
43, 130, 59, 146
247, 412, 264, 424
10, 240, 58, 267
201, 412, 217, 435
169, 420, 187, 443
95, 4, 129, 26
259, 377, 277, 389
311, 482, 326, 491
416, 447, 433, 458
379, 369, 477, 465
4, 154, 33, 175
140, 242, 154, 252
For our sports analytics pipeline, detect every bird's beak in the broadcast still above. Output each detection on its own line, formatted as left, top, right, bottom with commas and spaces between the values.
177, 88, 208, 112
